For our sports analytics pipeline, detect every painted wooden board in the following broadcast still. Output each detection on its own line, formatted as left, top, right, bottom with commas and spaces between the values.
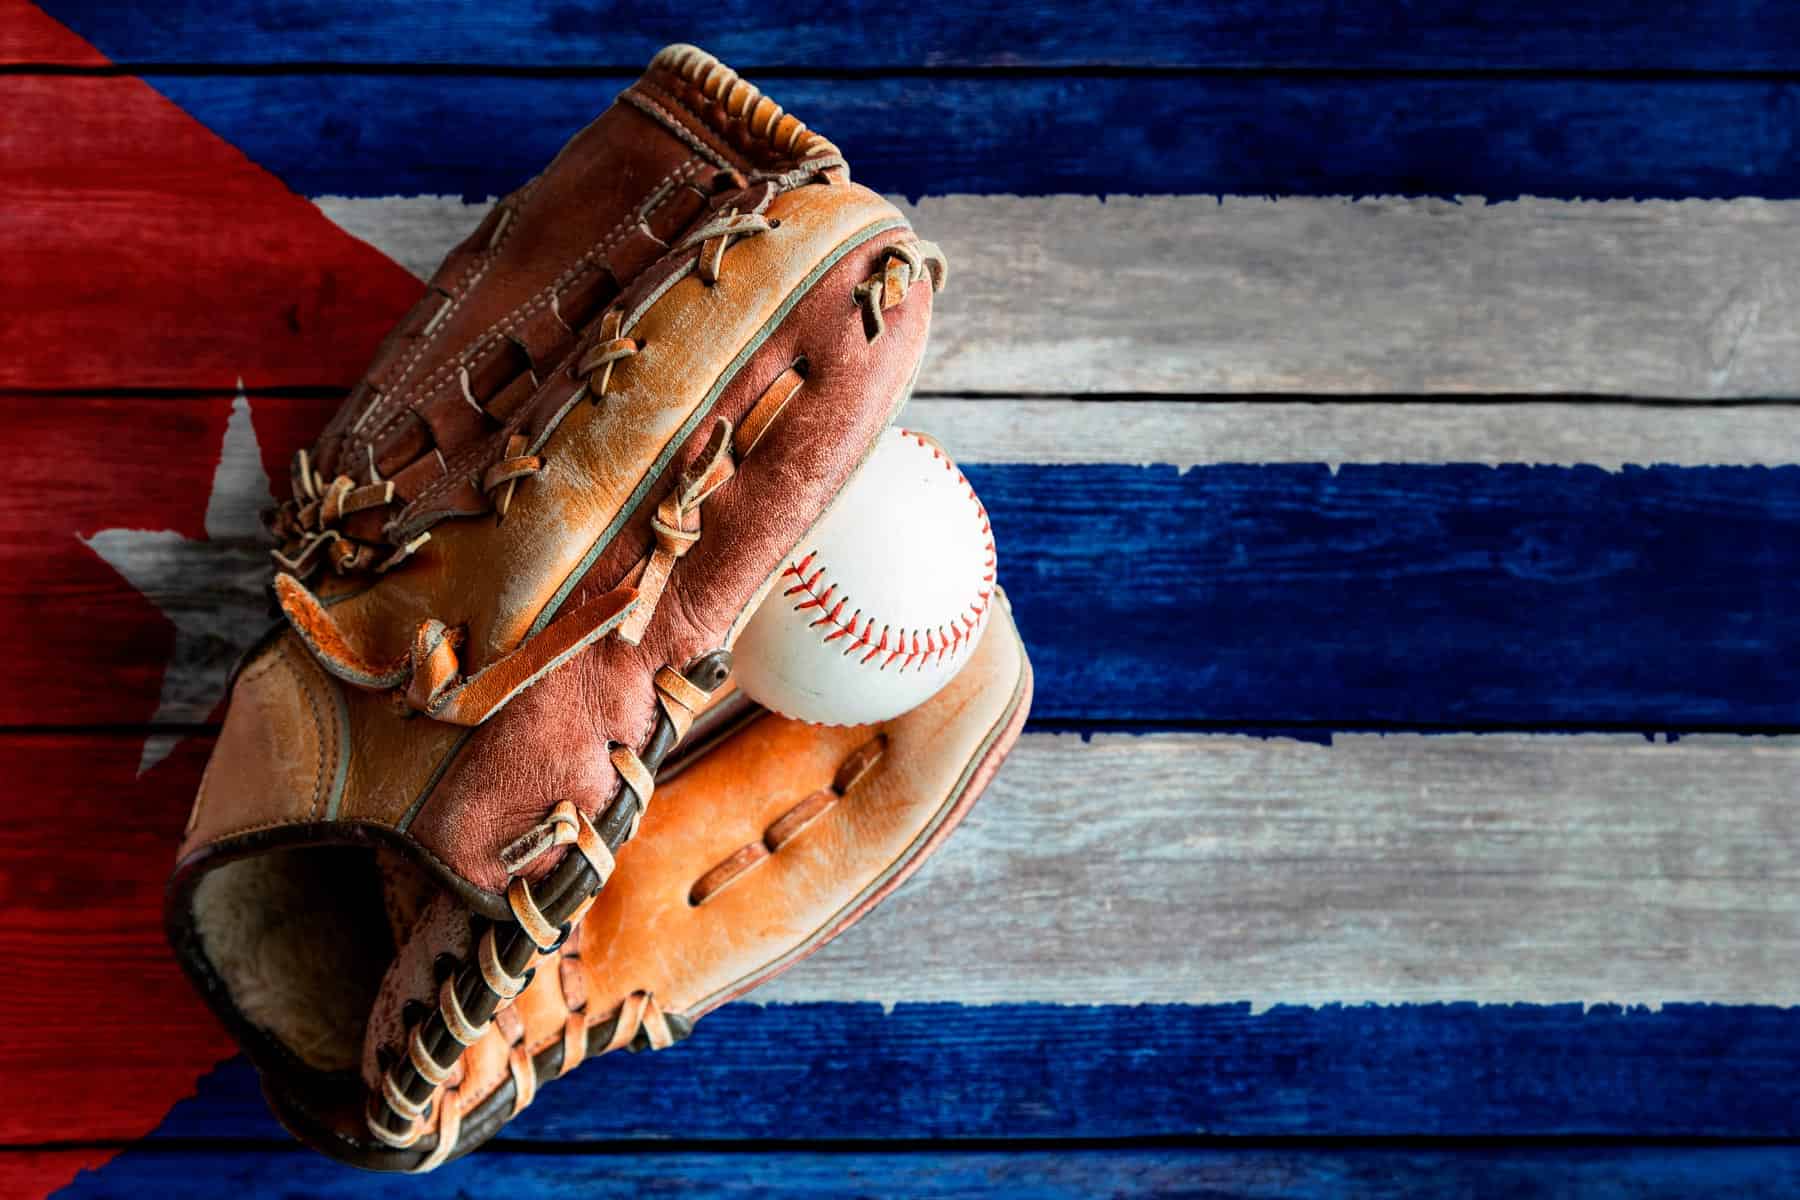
48, 1144, 1800, 1200
13, 15, 1800, 400
13, 392, 1800, 732
0, 48, 420, 393
140, 994, 1800, 1141
113, 71, 1800, 202
18, 0, 1800, 70
136, 1000, 1800, 1141
325, 193, 1800, 400
769, 730, 1800, 1009
907, 399, 1800, 470
41, 1145, 1800, 1199
0, 732, 231, 1151
9, 2, 1800, 1193
10, 726, 1800, 1151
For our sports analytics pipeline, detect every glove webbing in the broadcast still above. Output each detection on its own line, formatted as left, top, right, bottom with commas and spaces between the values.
395, 728, 888, 1173
358, 331, 858, 1164
345, 228, 944, 1163
364, 649, 729, 1162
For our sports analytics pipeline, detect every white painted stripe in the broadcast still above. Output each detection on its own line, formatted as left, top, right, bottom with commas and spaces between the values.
760, 731, 1800, 1009
314, 194, 484, 283
907, 398, 1800, 469
316, 192, 1800, 401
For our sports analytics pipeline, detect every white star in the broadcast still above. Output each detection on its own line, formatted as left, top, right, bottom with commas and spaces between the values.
82, 383, 277, 775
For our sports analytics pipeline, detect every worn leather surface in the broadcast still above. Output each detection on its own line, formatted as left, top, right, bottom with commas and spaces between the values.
174, 49, 933, 898
353, 596, 1032, 1165
305, 45, 841, 543
409, 210, 933, 895
167, 45, 1009, 1173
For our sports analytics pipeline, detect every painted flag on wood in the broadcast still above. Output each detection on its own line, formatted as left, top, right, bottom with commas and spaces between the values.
5, 1, 1800, 1196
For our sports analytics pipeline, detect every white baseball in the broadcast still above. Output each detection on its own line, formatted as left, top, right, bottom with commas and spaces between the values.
733, 427, 996, 726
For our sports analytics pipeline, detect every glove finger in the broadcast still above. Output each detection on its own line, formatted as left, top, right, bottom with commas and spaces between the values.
367, 595, 1031, 1169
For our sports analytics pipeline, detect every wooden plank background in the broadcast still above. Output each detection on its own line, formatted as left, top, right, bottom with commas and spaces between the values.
7, 1, 1800, 1196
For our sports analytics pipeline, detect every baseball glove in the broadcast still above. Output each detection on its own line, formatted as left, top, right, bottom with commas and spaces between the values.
166, 45, 1031, 1171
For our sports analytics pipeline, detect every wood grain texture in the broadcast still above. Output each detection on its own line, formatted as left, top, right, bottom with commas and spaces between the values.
20, 0, 1800, 70
767, 731, 1800, 1008
13, 723, 1800, 1152
15, 727, 1800, 1022
11, 391, 1799, 729
908, 399, 1800, 469
0, 35, 422, 392
130, 72, 1800, 201
40, 1144, 1800, 1199
323, 193, 1800, 399
980, 461, 1800, 727
0, 732, 232, 1149
140, 995, 1800, 1141
8, 4, 1800, 1183
908, 195, 1800, 398
0, 392, 307, 731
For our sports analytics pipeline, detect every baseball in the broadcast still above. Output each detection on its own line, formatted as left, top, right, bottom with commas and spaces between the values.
733, 427, 996, 726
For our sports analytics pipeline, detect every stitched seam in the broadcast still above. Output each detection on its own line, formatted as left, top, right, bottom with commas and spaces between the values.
522, 217, 908, 640
363, 172, 541, 438
352, 158, 703, 466
781, 430, 994, 674
621, 88, 737, 171
357, 181, 535, 453
276, 641, 333, 822
362, 158, 698, 460
394, 160, 710, 515
645, 47, 831, 162
235, 647, 285, 686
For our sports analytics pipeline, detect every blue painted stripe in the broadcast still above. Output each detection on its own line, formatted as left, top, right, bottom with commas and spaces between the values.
141, 1003, 1800, 1144
30, 0, 1800, 71
128, 72, 1800, 200
970, 463, 1800, 729
50, 1144, 1800, 1200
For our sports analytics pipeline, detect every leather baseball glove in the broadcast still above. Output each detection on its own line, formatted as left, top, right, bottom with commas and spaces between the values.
166, 45, 1032, 1171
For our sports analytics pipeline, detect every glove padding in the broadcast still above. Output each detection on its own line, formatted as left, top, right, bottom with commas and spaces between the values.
166, 45, 1030, 1171
270, 596, 1030, 1171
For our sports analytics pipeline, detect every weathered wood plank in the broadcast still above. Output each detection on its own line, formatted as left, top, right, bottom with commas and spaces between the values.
986, 461, 1800, 727
0, 732, 232, 1150
21, 0, 1800, 70
10, 392, 1799, 729
913, 195, 1800, 398
135, 1000, 1800, 1142
0, 1151, 112, 1200
773, 731, 1800, 1008
41, 1143, 1800, 1199
0, 47, 422, 393
907, 399, 1800, 469
12, 725, 1800, 1151
20, 725, 1800, 1036
14, 84, 1800, 401
323, 193, 1800, 399
134, 72, 1800, 201
0, 392, 307, 734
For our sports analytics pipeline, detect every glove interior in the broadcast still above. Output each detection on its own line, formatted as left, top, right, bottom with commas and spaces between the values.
189, 844, 441, 1072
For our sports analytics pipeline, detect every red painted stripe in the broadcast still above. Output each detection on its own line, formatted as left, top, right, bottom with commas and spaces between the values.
0, 1152, 112, 1200
0, 0, 103, 64
0, 731, 232, 1187
0, 11, 400, 1191
0, 2, 422, 391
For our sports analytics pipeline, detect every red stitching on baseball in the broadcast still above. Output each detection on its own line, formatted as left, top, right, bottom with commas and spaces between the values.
779, 430, 995, 673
